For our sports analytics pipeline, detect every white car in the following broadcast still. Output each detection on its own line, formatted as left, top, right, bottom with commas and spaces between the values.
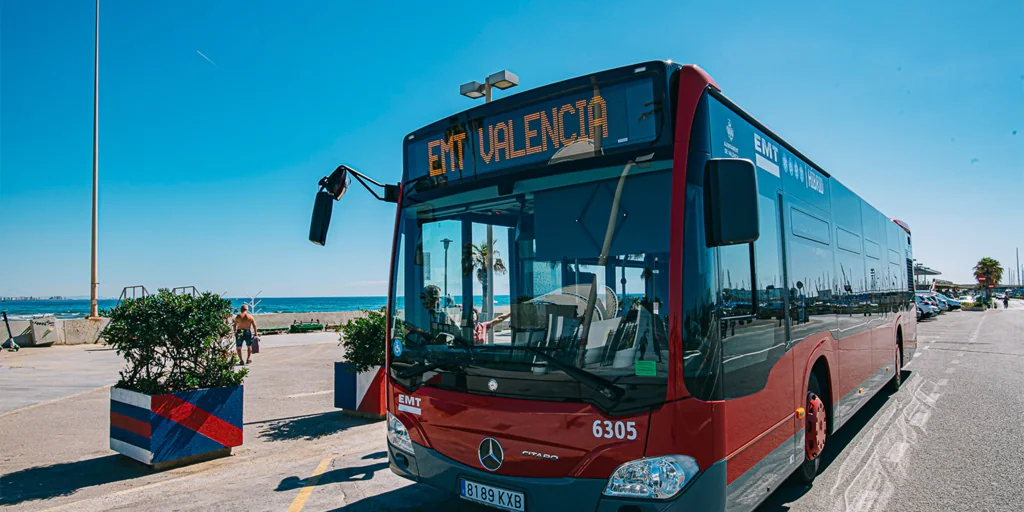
958, 295, 973, 302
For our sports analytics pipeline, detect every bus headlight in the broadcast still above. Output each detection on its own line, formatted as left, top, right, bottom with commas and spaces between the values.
387, 412, 414, 454
602, 455, 700, 500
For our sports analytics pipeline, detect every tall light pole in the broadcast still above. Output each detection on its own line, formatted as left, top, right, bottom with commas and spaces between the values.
459, 70, 518, 330
88, 0, 100, 320
441, 238, 453, 304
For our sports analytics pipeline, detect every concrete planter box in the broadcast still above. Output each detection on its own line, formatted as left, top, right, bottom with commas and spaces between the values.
334, 363, 385, 418
110, 386, 243, 468
963, 306, 986, 312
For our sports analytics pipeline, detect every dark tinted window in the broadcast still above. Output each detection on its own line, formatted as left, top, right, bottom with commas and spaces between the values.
864, 239, 881, 259
831, 181, 862, 233
837, 228, 861, 254
786, 200, 836, 342
718, 193, 788, 398
834, 245, 868, 338
791, 208, 830, 245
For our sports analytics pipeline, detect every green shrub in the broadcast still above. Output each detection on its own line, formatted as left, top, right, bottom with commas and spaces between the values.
102, 289, 247, 395
338, 308, 387, 373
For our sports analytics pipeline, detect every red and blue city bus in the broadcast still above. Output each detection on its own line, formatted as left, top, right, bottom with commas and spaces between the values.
311, 61, 916, 511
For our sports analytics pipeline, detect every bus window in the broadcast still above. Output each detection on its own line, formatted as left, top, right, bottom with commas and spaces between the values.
468, 222, 514, 344
717, 194, 788, 399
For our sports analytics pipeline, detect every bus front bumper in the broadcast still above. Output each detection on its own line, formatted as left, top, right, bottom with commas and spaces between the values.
388, 442, 727, 511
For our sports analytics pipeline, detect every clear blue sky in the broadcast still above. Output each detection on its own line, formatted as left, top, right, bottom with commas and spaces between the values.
2, 0, 1022, 297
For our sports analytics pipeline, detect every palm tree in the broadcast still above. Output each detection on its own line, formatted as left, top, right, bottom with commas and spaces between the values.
464, 242, 507, 317
974, 257, 1003, 286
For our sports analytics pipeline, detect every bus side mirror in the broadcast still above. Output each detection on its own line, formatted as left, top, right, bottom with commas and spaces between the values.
324, 166, 351, 200
309, 190, 335, 246
308, 166, 353, 246
704, 158, 760, 247
308, 164, 397, 246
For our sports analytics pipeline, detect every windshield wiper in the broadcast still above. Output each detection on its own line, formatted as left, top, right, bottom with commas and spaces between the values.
394, 346, 475, 379
395, 359, 465, 379
478, 345, 625, 402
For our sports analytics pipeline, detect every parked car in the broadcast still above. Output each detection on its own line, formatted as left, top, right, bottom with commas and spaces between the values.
958, 295, 974, 303
917, 293, 945, 313
995, 293, 1006, 300
934, 292, 961, 310
915, 295, 936, 319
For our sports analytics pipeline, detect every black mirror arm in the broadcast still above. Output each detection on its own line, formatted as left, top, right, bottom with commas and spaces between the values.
319, 165, 399, 203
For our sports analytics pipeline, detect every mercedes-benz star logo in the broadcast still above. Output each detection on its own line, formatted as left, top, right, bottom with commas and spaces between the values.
478, 437, 504, 471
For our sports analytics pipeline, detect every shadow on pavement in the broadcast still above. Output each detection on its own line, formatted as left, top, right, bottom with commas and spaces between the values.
259, 411, 373, 442
275, 462, 389, 491
0, 454, 150, 506
362, 451, 387, 460
757, 372, 912, 510
328, 482, 489, 511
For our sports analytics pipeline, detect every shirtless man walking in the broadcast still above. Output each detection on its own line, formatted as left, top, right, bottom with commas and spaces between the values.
233, 304, 258, 365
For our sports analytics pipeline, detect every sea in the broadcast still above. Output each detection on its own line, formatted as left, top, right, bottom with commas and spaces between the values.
1, 296, 513, 320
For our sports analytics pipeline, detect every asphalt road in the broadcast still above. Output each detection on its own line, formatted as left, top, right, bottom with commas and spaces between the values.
1, 305, 1021, 511
760, 300, 1024, 512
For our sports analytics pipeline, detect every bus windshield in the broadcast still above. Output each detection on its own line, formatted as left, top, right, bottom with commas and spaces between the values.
389, 161, 673, 413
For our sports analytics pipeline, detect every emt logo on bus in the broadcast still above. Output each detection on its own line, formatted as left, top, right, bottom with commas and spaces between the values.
710, 100, 828, 207
426, 96, 610, 177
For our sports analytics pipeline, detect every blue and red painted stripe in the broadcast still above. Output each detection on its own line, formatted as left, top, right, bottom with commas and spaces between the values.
152, 393, 242, 447
109, 386, 243, 465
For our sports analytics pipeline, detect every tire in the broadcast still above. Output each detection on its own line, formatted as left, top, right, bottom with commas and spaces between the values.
887, 343, 902, 393
793, 372, 827, 484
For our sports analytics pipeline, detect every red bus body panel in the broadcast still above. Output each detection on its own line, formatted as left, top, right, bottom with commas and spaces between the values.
390, 384, 650, 479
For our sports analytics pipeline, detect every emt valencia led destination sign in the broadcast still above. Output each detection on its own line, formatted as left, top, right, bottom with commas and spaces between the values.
405, 72, 661, 182
426, 95, 610, 177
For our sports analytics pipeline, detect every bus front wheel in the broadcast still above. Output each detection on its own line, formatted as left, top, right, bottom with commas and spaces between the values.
887, 342, 902, 393
794, 372, 827, 484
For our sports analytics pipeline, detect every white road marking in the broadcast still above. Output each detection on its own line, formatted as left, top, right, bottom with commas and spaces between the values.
886, 441, 910, 464
0, 384, 113, 419
286, 390, 333, 398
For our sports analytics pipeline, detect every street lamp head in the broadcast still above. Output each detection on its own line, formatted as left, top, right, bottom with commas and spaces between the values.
487, 70, 519, 90
460, 81, 486, 99
442, 238, 453, 250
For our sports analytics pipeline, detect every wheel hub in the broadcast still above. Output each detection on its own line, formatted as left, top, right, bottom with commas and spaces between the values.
806, 393, 827, 460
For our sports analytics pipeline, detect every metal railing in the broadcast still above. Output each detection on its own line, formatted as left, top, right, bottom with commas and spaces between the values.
116, 285, 149, 305
171, 286, 199, 297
